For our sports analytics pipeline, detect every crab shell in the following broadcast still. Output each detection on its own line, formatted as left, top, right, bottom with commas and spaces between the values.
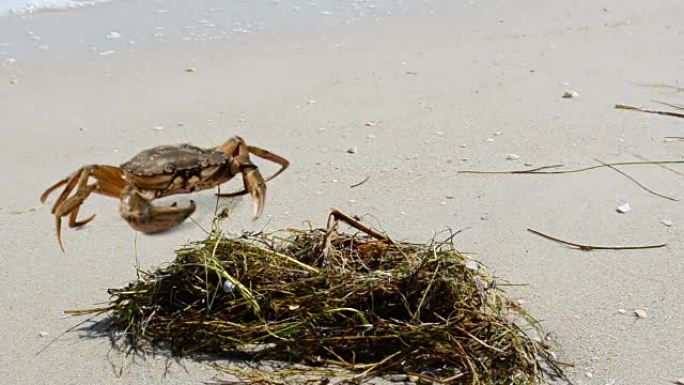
120, 144, 230, 198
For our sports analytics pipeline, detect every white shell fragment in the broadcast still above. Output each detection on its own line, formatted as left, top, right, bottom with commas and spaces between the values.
616, 203, 631, 214
506, 153, 520, 160
633, 308, 648, 319
38, 331, 48, 337
661, 219, 673, 227
222, 280, 235, 293
562, 90, 580, 98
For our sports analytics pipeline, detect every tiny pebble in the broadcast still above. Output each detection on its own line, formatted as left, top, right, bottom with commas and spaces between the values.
661, 219, 673, 227
222, 280, 235, 293
445, 195, 454, 199
347, 146, 358, 154
185, 67, 196, 72
585, 372, 593, 378
675, 378, 684, 385
98, 50, 116, 56
524, 162, 534, 167
506, 153, 520, 160
440, 201, 446, 205
461, 157, 469, 162
349, 199, 357, 203
616, 203, 631, 214
494, 131, 502, 136
152, 126, 164, 131
39, 331, 48, 337
634, 308, 648, 319
366, 134, 376, 139
106, 31, 121, 39
388, 374, 408, 382
459, 143, 467, 148
562, 90, 580, 98
617, 308, 626, 314
480, 213, 489, 221
307, 99, 316, 105
332, 179, 339, 183
486, 138, 495, 142
9, 79, 18, 84
364, 122, 375, 127
435, 131, 444, 135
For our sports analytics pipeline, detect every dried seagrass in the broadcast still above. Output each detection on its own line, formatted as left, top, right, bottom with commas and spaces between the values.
72, 217, 566, 384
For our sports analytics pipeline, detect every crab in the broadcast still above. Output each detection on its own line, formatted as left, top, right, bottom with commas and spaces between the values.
40, 136, 289, 251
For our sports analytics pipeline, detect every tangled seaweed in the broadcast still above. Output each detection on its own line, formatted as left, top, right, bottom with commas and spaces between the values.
72, 219, 566, 384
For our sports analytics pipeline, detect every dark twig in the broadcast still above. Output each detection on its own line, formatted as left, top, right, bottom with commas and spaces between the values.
527, 228, 667, 251
615, 104, 684, 119
350, 176, 370, 188
593, 158, 678, 201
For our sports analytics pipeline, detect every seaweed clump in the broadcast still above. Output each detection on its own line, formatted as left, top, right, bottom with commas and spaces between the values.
76, 216, 565, 384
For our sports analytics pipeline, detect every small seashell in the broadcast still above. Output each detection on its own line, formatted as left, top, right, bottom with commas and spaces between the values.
465, 261, 479, 271
562, 90, 580, 98
222, 280, 235, 293
616, 203, 631, 214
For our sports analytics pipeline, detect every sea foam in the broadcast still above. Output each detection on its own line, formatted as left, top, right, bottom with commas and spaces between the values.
0, 0, 113, 16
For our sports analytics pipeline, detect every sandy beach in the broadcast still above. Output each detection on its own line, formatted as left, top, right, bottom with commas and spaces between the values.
1, 0, 682, 384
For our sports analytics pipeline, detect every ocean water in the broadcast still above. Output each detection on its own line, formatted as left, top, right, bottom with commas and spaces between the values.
0, 0, 112, 16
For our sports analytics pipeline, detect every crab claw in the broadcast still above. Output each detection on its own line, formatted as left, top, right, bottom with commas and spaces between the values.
242, 167, 266, 219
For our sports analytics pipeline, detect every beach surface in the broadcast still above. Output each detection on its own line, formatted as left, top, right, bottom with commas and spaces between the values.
1, 1, 683, 384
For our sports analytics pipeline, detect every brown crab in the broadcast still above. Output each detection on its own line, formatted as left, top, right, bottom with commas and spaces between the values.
40, 136, 289, 251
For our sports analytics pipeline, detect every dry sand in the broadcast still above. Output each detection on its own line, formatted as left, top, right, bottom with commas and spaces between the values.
1, 0, 683, 384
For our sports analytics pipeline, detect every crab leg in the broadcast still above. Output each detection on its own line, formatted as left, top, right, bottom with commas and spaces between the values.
216, 137, 290, 207
41, 165, 126, 251
212, 137, 269, 218
119, 186, 197, 233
